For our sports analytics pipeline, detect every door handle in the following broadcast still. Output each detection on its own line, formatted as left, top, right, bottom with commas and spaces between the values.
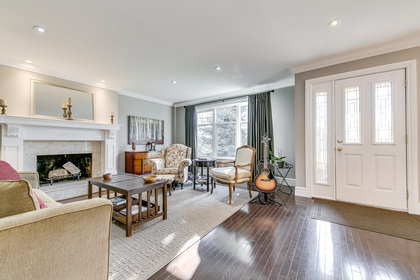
337, 147, 343, 151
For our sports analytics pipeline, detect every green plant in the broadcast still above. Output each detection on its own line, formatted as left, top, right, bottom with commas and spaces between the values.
269, 150, 286, 164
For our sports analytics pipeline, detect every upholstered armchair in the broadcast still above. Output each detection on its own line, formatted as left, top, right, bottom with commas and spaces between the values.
210, 145, 256, 204
150, 144, 192, 187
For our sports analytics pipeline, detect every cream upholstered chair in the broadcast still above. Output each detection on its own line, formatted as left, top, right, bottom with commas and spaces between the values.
150, 144, 192, 187
210, 145, 256, 204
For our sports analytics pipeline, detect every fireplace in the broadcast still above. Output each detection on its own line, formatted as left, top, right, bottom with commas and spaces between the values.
0, 115, 120, 200
37, 153, 93, 185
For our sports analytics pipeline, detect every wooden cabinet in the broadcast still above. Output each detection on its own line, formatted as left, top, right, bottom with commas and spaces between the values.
125, 151, 161, 175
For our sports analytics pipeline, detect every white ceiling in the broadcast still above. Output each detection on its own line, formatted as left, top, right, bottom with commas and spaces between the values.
1, 0, 420, 106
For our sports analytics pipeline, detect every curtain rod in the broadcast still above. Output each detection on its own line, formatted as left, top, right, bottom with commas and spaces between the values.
183, 90, 273, 108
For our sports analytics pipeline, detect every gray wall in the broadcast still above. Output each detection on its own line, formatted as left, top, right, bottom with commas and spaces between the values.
272, 87, 295, 178
117, 95, 173, 173
294, 46, 420, 200
0, 64, 118, 123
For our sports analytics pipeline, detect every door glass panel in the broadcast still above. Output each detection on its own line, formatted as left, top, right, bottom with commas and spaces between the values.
374, 81, 393, 143
315, 91, 328, 184
345, 86, 361, 143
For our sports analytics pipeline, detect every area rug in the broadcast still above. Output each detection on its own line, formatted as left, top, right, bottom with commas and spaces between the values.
311, 199, 420, 242
109, 184, 257, 280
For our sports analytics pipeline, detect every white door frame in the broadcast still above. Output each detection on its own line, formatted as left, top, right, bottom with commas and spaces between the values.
304, 60, 419, 214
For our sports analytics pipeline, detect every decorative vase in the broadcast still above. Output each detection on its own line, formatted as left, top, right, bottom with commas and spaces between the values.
132, 142, 136, 152
278, 161, 285, 168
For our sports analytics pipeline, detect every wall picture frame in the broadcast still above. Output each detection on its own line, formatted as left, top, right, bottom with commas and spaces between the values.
128, 116, 164, 145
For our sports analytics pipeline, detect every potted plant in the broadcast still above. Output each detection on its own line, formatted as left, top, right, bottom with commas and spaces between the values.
269, 150, 286, 168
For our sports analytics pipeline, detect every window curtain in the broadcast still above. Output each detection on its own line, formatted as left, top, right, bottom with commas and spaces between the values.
185, 105, 197, 161
248, 91, 274, 178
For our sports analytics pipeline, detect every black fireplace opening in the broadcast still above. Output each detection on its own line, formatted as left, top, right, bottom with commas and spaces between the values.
37, 153, 92, 185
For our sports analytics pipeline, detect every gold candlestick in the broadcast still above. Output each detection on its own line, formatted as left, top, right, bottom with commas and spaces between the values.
110, 115, 114, 124
66, 105, 73, 120
62, 107, 67, 118
0, 105, 7, 115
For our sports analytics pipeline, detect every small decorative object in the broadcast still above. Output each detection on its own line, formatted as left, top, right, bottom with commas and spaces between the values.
143, 175, 157, 183
62, 100, 67, 118
132, 142, 136, 152
103, 173, 111, 180
110, 112, 114, 124
269, 150, 286, 168
66, 104, 73, 120
0, 99, 7, 115
150, 142, 156, 151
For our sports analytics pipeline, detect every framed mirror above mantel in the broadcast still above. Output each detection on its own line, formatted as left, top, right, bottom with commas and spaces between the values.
31, 79, 95, 121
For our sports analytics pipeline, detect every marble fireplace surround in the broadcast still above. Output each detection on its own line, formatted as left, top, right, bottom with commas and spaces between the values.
0, 115, 120, 176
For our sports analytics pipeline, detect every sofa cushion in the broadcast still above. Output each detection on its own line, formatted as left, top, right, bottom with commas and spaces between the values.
0, 180, 40, 218
0, 160, 22, 180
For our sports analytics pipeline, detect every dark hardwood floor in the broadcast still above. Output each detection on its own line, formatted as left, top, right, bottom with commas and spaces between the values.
61, 185, 420, 280
149, 188, 420, 280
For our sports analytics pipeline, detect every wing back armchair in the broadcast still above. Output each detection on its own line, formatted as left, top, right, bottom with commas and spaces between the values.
150, 144, 192, 187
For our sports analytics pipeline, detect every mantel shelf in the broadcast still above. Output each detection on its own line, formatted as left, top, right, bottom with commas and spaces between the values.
0, 115, 120, 131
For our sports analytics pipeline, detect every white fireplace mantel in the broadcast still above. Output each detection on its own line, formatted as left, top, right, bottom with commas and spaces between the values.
0, 115, 121, 174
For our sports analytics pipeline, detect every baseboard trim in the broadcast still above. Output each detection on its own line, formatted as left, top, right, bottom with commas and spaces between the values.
295, 186, 310, 197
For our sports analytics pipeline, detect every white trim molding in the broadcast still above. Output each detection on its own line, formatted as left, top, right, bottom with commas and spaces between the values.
291, 36, 420, 74
303, 60, 419, 214
174, 76, 295, 108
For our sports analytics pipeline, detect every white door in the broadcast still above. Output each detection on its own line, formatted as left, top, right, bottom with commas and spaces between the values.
335, 69, 407, 211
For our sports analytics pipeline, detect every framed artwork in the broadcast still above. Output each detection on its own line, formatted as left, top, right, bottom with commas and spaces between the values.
128, 116, 164, 145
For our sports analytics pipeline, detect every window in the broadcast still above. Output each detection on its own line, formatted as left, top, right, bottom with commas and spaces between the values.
197, 100, 248, 158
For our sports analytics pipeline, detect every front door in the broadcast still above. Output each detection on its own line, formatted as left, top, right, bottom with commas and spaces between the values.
335, 69, 407, 211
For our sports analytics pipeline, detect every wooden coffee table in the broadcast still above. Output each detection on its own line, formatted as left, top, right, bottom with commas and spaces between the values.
87, 174, 167, 237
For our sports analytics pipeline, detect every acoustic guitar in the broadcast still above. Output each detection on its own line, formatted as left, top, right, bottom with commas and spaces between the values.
254, 135, 277, 192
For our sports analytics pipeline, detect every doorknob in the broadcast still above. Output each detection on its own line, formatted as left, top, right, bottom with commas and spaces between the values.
337, 147, 343, 151
337, 139, 343, 143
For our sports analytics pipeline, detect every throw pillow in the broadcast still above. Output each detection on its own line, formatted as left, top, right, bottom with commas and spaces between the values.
0, 160, 22, 180
33, 192, 48, 209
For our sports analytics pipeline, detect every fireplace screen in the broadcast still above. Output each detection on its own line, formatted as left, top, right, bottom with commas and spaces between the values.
37, 153, 92, 185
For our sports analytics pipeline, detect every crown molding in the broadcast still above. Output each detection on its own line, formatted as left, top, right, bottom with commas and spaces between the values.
290, 35, 420, 74
118, 90, 173, 106
0, 56, 122, 93
0, 57, 175, 106
173, 76, 295, 108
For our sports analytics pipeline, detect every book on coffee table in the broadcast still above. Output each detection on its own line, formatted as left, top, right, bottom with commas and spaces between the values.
109, 197, 126, 206
119, 205, 148, 216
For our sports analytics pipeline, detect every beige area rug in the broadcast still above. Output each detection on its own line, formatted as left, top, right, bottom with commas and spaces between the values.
109, 184, 257, 280
311, 199, 420, 242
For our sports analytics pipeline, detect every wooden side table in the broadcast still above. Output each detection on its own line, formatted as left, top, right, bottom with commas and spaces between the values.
193, 159, 216, 192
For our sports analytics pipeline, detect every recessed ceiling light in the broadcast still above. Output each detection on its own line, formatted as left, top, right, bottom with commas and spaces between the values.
100, 80, 106, 83
171, 80, 177, 84
33, 25, 46, 33
24, 59, 32, 64
328, 19, 340, 27
215, 66, 222, 71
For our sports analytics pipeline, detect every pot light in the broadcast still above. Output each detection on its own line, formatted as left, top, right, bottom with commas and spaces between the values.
328, 19, 340, 27
24, 59, 32, 64
215, 66, 222, 71
171, 80, 177, 84
33, 25, 46, 33
100, 80, 106, 83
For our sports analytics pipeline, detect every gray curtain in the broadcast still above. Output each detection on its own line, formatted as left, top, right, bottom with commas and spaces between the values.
185, 105, 197, 161
248, 91, 274, 178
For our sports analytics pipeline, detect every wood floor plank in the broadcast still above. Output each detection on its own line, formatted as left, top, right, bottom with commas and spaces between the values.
77, 184, 419, 280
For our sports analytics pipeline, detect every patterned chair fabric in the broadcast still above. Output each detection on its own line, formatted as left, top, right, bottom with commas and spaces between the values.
150, 144, 192, 186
